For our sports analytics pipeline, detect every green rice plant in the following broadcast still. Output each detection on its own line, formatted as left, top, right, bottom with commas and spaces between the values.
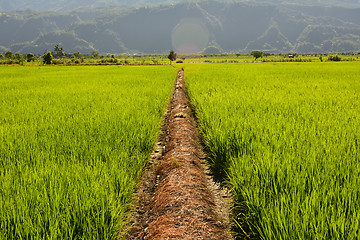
185, 62, 360, 239
0, 65, 175, 239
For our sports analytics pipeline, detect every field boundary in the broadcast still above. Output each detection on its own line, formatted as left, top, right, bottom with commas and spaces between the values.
126, 69, 233, 239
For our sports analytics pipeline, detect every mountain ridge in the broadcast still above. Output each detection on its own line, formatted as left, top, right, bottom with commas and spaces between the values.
1, 1, 360, 54
1, 0, 360, 12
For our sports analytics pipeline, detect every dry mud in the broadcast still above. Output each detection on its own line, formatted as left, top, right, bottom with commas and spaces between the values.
126, 70, 233, 239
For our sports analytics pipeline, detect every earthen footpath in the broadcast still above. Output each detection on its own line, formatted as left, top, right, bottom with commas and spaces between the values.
127, 69, 232, 239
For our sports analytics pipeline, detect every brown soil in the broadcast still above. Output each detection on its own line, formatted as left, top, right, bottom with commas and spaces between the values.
126, 70, 233, 239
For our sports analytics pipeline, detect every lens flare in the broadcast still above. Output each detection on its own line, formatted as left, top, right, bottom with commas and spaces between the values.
171, 18, 209, 53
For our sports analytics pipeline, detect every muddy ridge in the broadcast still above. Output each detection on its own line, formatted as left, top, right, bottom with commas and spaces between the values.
127, 70, 232, 239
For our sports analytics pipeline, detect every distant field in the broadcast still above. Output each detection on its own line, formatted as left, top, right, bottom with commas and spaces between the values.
0, 66, 175, 239
1, 53, 359, 66
186, 62, 360, 239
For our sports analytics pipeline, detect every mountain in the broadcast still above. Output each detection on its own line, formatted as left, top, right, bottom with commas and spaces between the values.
1, 1, 360, 54
1, 0, 360, 12
0, 0, 183, 12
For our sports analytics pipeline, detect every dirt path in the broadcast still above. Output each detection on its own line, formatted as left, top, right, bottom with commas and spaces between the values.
126, 70, 233, 239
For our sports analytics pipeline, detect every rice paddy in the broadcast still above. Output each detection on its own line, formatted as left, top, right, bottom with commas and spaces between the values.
1, 62, 360, 239
185, 62, 360, 239
0, 65, 175, 239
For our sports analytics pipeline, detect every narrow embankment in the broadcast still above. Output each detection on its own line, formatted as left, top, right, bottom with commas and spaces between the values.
127, 69, 232, 239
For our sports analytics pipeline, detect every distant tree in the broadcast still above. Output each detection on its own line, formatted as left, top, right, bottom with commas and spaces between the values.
0, 53, 4, 60
168, 50, 177, 63
12, 52, 24, 64
73, 52, 83, 58
251, 51, 264, 60
26, 53, 35, 62
54, 44, 64, 58
91, 50, 99, 58
5, 51, 13, 59
43, 52, 53, 64
328, 55, 341, 61
14, 53, 23, 61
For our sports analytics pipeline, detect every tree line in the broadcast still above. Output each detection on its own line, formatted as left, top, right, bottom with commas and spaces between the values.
0, 44, 102, 65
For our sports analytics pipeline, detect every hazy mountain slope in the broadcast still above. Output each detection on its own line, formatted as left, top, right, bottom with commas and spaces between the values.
1, 1, 360, 54
0, 0, 182, 11
1, 0, 360, 11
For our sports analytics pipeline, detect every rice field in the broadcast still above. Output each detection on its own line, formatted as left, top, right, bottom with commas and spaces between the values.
185, 62, 360, 239
0, 65, 175, 239
2, 62, 360, 239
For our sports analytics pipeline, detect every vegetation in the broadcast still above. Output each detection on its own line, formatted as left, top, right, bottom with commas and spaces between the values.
53, 44, 65, 58
251, 50, 263, 60
43, 51, 53, 64
168, 50, 177, 63
328, 55, 342, 61
0, 65, 175, 239
5, 51, 13, 59
0, 52, 359, 66
186, 62, 360, 239
26, 53, 36, 62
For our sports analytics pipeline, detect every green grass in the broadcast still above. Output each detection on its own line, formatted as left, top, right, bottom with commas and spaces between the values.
0, 65, 175, 239
185, 62, 360, 239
